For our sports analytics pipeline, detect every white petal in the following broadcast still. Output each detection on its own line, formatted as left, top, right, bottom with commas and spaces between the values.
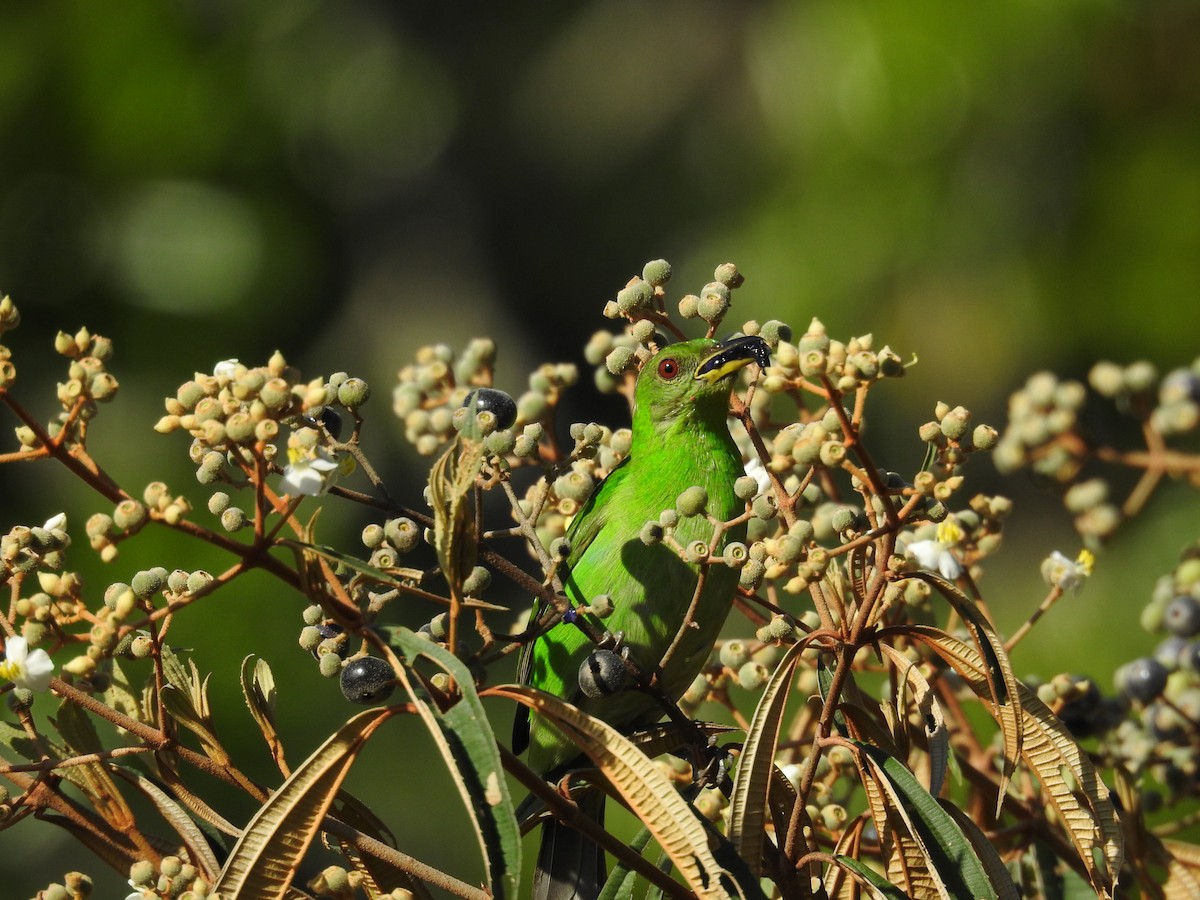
937, 552, 963, 580
43, 513, 67, 532
906, 540, 942, 570
20, 648, 54, 692
213, 359, 240, 380
5, 636, 29, 664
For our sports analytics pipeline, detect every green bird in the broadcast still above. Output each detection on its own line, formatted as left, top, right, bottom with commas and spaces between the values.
513, 334, 770, 900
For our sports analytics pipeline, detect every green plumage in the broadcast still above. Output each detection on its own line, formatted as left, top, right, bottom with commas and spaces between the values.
515, 336, 767, 899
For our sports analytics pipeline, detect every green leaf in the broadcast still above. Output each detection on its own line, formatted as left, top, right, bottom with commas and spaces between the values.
391, 628, 521, 900
856, 741, 1002, 900
832, 855, 912, 900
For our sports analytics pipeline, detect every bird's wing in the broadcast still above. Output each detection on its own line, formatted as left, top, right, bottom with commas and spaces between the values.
512, 455, 631, 752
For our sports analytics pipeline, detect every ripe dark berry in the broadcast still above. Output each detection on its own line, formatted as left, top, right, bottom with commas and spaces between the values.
1118, 657, 1168, 703
340, 656, 395, 705
1164, 595, 1200, 637
578, 649, 626, 699
462, 388, 517, 431
318, 407, 344, 440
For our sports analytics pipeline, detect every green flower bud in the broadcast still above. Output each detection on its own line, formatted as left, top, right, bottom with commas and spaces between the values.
185, 570, 214, 593
697, 283, 730, 323
485, 429, 516, 456
734, 475, 759, 501
302, 604, 324, 625
713, 262, 743, 288
737, 661, 768, 691
131, 569, 165, 600
752, 494, 777, 521
605, 345, 636, 375
113, 499, 148, 532
678, 294, 700, 318
722, 542, 748, 568
676, 486, 709, 517
516, 391, 547, 423
167, 570, 190, 594
642, 259, 672, 286
462, 566, 491, 596
739, 558, 765, 590
207, 492, 230, 515
318, 651, 342, 678
220, 507, 246, 531
639, 521, 664, 545
719, 640, 750, 670
685, 540, 709, 563
587, 594, 614, 618
336, 377, 370, 409
615, 279, 654, 314
970, 423, 997, 449
939, 406, 971, 441
384, 517, 420, 553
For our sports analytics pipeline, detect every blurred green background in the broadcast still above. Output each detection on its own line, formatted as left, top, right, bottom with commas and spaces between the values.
2, 0, 1198, 895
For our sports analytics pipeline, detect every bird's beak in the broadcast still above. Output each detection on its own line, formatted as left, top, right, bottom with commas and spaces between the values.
695, 335, 771, 384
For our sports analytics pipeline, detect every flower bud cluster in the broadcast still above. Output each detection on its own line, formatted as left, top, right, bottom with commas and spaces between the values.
2, 515, 70, 577
393, 340, 574, 457
126, 854, 211, 898
756, 318, 904, 399
993, 372, 1087, 481
917, 402, 999, 481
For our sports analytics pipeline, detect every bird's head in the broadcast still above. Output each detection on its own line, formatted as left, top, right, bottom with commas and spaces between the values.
633, 335, 770, 434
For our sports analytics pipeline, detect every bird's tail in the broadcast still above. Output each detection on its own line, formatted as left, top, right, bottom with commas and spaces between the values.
533, 789, 606, 900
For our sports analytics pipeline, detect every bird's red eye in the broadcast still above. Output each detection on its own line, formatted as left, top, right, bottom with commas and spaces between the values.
657, 358, 679, 380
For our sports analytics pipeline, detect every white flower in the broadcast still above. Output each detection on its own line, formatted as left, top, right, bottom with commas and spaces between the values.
1, 636, 54, 692
280, 447, 342, 497
42, 512, 67, 532
1041, 549, 1095, 592
213, 358, 241, 380
743, 455, 771, 496
905, 519, 965, 580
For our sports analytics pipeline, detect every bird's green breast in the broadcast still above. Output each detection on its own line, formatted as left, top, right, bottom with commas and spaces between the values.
525, 414, 746, 773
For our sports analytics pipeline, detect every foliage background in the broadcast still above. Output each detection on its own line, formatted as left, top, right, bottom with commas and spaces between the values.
1, 1, 1197, 895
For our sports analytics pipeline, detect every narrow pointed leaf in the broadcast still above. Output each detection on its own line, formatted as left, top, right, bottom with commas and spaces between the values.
492, 684, 761, 899
212, 707, 394, 899
391, 628, 521, 899
856, 742, 1001, 900
897, 626, 1123, 898
729, 640, 805, 873
831, 855, 912, 900
241, 655, 288, 775
879, 644, 948, 797
910, 572, 1022, 816
112, 766, 222, 880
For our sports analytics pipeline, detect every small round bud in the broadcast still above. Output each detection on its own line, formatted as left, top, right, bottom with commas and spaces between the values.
722, 542, 749, 568
578, 649, 626, 698
207, 492, 231, 515
675, 486, 708, 517
336, 378, 371, 409
971, 424, 999, 450
462, 566, 491, 596
615, 279, 654, 314
642, 259, 672, 286
587, 594, 614, 618
340, 657, 395, 704
384, 517, 420, 553
639, 521, 664, 545
113, 500, 148, 532
713, 262, 743, 288
678, 294, 700, 318
220, 507, 247, 531
131, 569, 166, 600
719, 640, 750, 670
734, 475, 760, 501
737, 661, 768, 691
